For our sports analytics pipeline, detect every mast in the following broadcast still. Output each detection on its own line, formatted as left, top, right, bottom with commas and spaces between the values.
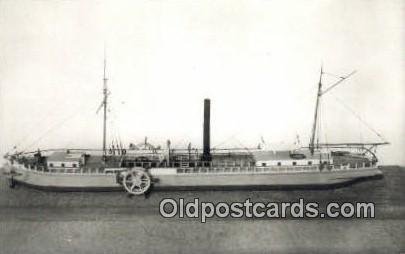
310, 66, 323, 155
309, 67, 356, 154
102, 52, 108, 159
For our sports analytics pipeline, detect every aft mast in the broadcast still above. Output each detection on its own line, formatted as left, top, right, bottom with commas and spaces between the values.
309, 66, 323, 155
309, 66, 357, 155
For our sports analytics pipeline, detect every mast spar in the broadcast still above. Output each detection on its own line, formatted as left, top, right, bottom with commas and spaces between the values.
309, 66, 323, 155
102, 51, 108, 160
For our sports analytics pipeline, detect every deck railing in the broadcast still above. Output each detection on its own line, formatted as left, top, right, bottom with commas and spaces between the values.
176, 165, 319, 174
15, 160, 375, 175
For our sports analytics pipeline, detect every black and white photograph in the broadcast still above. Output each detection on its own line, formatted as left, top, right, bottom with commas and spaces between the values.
0, 0, 404, 253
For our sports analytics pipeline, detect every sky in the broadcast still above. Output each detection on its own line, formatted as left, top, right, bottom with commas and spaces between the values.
0, 0, 403, 165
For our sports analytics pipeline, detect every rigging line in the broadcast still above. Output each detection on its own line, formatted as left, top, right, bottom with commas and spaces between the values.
319, 97, 327, 142
10, 107, 58, 151
234, 137, 253, 155
21, 101, 97, 152
317, 97, 322, 148
322, 71, 347, 79
331, 95, 386, 142
113, 130, 122, 150
320, 98, 329, 151
321, 70, 357, 96
109, 105, 122, 140
8, 98, 95, 153
319, 97, 325, 149
171, 138, 187, 149
21, 114, 76, 152
358, 118, 363, 143
115, 131, 123, 151
110, 115, 123, 151
112, 120, 121, 147
212, 133, 239, 149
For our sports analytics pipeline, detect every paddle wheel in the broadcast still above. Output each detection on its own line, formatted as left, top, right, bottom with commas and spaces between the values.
120, 168, 152, 195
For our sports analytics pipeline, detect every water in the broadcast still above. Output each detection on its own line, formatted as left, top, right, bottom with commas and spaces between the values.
0, 166, 404, 253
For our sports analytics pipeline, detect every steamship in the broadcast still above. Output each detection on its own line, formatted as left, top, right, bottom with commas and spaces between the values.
2, 64, 388, 195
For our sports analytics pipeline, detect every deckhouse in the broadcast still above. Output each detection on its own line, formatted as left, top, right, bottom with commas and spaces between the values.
46, 151, 85, 168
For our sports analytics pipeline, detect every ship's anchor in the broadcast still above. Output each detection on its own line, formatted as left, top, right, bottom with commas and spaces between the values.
122, 168, 151, 195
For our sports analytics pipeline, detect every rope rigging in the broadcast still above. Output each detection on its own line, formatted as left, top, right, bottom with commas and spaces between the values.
20, 100, 98, 152
311, 67, 387, 150
331, 94, 386, 142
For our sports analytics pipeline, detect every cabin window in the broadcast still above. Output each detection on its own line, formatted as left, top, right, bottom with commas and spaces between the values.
72, 163, 77, 168
308, 161, 312, 165
277, 162, 282, 166
129, 162, 134, 167
61, 163, 65, 167
292, 162, 297, 166
49, 163, 54, 167
262, 163, 266, 167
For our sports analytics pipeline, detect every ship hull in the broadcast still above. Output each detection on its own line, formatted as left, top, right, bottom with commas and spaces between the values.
4, 165, 383, 191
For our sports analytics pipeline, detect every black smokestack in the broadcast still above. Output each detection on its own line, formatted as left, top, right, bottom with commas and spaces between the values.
202, 98, 211, 161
